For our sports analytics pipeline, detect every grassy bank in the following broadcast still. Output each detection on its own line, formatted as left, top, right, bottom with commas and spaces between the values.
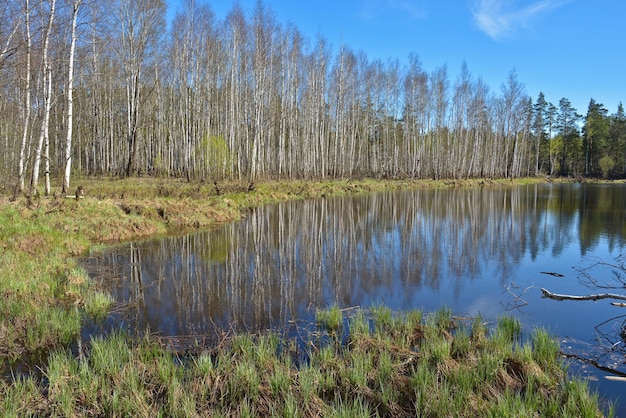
0, 177, 611, 416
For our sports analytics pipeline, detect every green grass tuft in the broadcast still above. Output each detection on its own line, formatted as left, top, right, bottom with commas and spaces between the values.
316, 305, 343, 335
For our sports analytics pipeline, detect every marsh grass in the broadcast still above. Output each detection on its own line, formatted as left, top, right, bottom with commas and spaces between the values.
316, 305, 344, 336
83, 290, 114, 321
0, 307, 610, 417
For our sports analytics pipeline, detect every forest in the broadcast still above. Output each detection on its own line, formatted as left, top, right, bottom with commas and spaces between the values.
1, 0, 625, 196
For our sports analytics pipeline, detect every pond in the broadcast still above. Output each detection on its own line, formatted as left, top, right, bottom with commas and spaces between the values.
82, 182, 626, 413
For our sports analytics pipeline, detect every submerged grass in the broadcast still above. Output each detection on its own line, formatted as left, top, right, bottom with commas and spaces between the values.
0, 176, 612, 416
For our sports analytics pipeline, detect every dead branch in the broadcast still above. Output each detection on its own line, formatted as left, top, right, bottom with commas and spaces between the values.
541, 288, 626, 302
576, 254, 626, 290
560, 351, 626, 379
540, 271, 564, 277
502, 281, 533, 311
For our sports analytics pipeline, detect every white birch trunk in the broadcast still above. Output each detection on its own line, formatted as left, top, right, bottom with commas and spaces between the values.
63, 0, 82, 195
17, 0, 31, 194
31, 0, 56, 195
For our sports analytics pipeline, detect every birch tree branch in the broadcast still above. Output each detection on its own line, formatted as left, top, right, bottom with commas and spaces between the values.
541, 288, 626, 302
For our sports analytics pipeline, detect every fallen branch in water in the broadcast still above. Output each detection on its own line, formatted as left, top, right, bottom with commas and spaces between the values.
540, 271, 565, 277
560, 351, 626, 379
541, 288, 626, 302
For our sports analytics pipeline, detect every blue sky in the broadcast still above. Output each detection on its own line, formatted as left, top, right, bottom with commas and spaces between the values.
169, 0, 624, 116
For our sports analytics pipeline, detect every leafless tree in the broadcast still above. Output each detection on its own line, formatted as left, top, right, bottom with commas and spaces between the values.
403, 54, 429, 178
430, 65, 449, 179
61, 0, 82, 195
16, 0, 33, 194
1, 0, 600, 187
108, 0, 165, 177
30, 0, 56, 196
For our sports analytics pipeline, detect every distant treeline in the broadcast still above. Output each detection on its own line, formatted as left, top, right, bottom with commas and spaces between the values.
1, 0, 625, 194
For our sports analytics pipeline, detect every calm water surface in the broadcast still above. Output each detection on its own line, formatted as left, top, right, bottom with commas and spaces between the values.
82, 183, 626, 413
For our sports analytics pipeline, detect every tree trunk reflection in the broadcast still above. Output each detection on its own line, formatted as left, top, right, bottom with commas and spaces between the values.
83, 184, 626, 339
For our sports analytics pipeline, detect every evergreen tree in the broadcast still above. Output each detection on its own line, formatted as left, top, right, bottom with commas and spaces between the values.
582, 99, 610, 177
532, 92, 549, 174
557, 98, 581, 176
546, 102, 558, 175
610, 103, 626, 176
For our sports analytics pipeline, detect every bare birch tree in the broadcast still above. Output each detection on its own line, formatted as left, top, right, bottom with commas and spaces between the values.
250, 1, 278, 180
30, 0, 56, 196
0, 0, 21, 69
110, 0, 165, 177
430, 65, 449, 179
403, 54, 429, 178
17, 0, 32, 194
169, 0, 218, 178
451, 62, 472, 178
62, 0, 82, 195
223, 4, 248, 180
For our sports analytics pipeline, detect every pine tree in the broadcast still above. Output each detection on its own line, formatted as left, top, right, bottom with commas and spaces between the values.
557, 98, 581, 176
582, 99, 610, 177
532, 92, 548, 174
609, 103, 626, 176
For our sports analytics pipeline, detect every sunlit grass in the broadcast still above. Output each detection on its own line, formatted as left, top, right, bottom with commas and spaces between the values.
0, 377, 44, 417
83, 291, 114, 321
316, 305, 343, 335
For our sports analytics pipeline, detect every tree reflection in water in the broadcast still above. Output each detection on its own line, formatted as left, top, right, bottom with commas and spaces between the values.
81, 183, 626, 413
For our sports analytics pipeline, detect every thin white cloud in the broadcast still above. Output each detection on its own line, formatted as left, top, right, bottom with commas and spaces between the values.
389, 0, 427, 19
472, 0, 567, 41
359, 0, 427, 21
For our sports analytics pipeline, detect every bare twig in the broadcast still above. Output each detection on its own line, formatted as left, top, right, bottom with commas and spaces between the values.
502, 281, 533, 311
576, 254, 626, 290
